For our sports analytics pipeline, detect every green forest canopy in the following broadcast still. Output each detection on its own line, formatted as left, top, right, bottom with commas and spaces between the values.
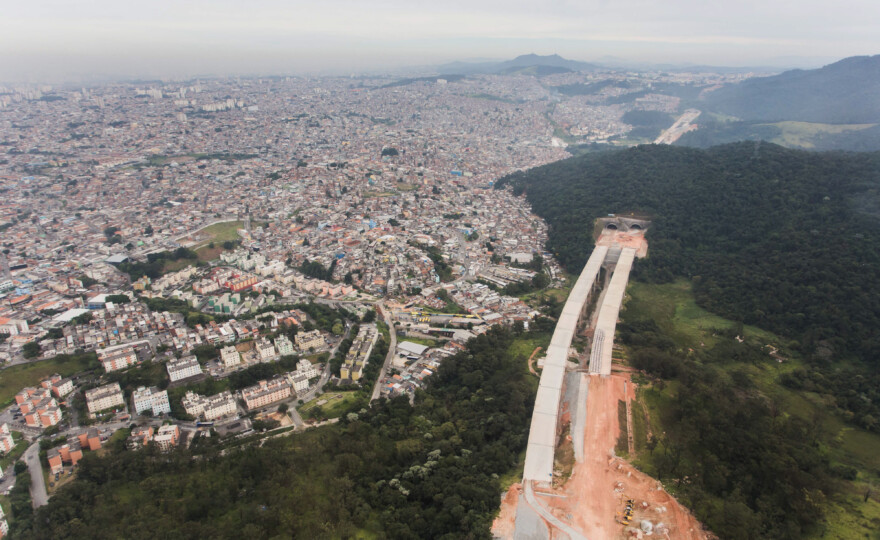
496, 142, 880, 365
20, 326, 540, 539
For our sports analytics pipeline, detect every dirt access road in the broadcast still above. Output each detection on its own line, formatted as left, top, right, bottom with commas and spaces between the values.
494, 374, 708, 539
544, 374, 707, 539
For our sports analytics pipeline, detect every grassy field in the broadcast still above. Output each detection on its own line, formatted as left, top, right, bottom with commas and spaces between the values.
298, 391, 365, 419
0, 354, 97, 408
164, 219, 271, 272
762, 121, 876, 148
625, 279, 781, 350
506, 332, 552, 366
624, 279, 880, 538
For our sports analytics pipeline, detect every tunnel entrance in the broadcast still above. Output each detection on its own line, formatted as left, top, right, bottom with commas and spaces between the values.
605, 223, 618, 230
629, 224, 642, 230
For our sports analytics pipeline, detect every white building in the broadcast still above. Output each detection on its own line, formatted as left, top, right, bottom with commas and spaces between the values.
166, 356, 203, 382
132, 386, 171, 416
287, 372, 309, 393
220, 345, 241, 368
182, 390, 238, 421
296, 359, 319, 379
275, 335, 295, 357
85, 383, 125, 414
256, 339, 277, 363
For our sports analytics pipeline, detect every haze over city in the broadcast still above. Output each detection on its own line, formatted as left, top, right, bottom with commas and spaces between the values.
2, 0, 880, 81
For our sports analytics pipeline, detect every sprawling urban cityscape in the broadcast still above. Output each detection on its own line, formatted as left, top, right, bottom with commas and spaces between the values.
3, 41, 880, 538
0, 68, 741, 532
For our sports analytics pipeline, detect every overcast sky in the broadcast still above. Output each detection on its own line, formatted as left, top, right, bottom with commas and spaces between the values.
2, 0, 879, 82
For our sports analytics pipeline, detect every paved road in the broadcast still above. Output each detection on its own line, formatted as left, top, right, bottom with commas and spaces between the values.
288, 407, 305, 428
523, 480, 587, 540
24, 442, 48, 508
370, 302, 397, 402
298, 323, 353, 406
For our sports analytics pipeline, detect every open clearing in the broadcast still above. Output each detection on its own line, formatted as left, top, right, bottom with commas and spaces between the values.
0, 354, 96, 407
298, 391, 365, 419
762, 121, 876, 148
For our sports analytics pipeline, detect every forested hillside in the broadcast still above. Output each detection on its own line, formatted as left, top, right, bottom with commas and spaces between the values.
702, 55, 880, 124
496, 142, 880, 365
19, 327, 539, 539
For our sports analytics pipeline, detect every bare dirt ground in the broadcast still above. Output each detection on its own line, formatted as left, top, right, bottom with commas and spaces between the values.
528, 347, 542, 376
596, 229, 649, 258
493, 483, 522, 539
545, 374, 709, 540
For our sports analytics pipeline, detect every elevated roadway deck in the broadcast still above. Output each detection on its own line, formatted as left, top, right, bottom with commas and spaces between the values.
589, 247, 636, 375
523, 245, 608, 485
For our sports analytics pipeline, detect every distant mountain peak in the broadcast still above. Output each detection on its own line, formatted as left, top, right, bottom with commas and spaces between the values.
437, 53, 601, 76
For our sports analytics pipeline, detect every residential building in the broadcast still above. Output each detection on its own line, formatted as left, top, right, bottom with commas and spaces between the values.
287, 372, 309, 393
40, 373, 74, 398
47, 448, 64, 475
341, 326, 378, 382
0, 424, 14, 454
17, 387, 63, 428
1, 504, 9, 538
181, 390, 238, 421
241, 378, 292, 410
295, 329, 325, 351
132, 386, 171, 416
77, 428, 102, 451
166, 355, 203, 382
127, 426, 154, 449
275, 335, 295, 356
220, 345, 241, 368
0, 317, 28, 336
85, 383, 125, 414
256, 339, 277, 362
98, 345, 139, 372
296, 358, 319, 379
57, 441, 83, 467
153, 425, 180, 450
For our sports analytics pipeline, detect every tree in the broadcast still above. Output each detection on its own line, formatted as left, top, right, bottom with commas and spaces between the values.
23, 341, 41, 358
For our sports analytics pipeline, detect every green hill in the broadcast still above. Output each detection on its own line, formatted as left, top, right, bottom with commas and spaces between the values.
497, 142, 880, 364
703, 55, 880, 124
498, 140, 880, 539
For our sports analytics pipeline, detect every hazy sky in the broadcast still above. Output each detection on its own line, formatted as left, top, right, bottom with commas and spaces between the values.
2, 0, 879, 82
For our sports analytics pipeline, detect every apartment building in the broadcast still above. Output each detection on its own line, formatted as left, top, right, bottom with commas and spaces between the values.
132, 386, 171, 416
275, 335, 295, 356
17, 387, 63, 428
85, 382, 125, 415
220, 345, 241, 368
181, 390, 238, 421
295, 329, 325, 351
241, 378, 291, 410
256, 339, 277, 362
166, 355, 203, 382
153, 425, 180, 451
287, 372, 309, 393
296, 358, 319, 379
40, 373, 74, 398
0, 424, 14, 454
98, 345, 139, 372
